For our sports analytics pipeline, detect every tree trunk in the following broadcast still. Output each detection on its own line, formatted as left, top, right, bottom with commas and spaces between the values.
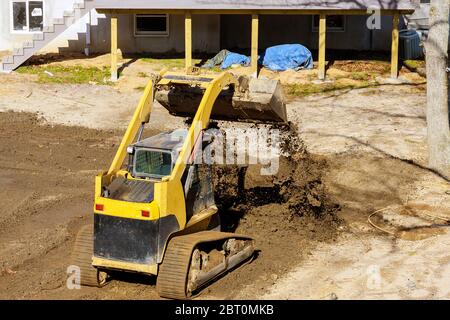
425, 0, 450, 179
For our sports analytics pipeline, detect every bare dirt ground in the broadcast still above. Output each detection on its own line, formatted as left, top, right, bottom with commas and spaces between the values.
0, 73, 339, 299
257, 85, 450, 300
0, 57, 449, 300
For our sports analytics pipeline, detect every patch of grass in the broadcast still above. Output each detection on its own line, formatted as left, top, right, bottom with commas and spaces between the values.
16, 64, 111, 85
403, 59, 425, 71
286, 80, 372, 97
209, 66, 224, 73
349, 71, 370, 81
140, 58, 202, 70
137, 71, 148, 78
134, 86, 146, 91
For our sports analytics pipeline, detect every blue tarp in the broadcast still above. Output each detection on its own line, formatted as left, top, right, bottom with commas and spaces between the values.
220, 52, 251, 69
202, 49, 251, 69
261, 44, 313, 71
202, 44, 313, 71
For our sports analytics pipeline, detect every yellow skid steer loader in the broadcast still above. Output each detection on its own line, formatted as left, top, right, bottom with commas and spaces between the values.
71, 71, 286, 299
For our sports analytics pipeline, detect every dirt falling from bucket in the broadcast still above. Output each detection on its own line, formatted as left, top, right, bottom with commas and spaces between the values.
206, 122, 342, 298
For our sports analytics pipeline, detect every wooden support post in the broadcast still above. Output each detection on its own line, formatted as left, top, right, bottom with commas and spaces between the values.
318, 13, 326, 80
391, 13, 400, 79
185, 12, 192, 71
251, 14, 259, 78
110, 15, 118, 81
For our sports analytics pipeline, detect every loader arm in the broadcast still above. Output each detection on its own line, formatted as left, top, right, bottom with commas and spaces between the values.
99, 72, 237, 230
169, 72, 236, 181
107, 79, 154, 175
153, 72, 237, 230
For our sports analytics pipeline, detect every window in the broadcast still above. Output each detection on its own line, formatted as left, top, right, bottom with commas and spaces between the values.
312, 15, 346, 32
10, 0, 44, 33
133, 149, 173, 178
134, 14, 169, 37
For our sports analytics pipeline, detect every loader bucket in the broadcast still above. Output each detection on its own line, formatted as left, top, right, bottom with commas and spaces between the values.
155, 76, 287, 123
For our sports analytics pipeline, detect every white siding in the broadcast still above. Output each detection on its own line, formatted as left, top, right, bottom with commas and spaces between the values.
0, 0, 104, 52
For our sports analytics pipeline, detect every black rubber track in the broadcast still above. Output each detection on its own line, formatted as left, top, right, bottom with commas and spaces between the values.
71, 225, 103, 287
156, 231, 253, 300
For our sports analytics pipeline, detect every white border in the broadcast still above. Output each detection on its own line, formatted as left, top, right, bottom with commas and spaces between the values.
10, 0, 45, 34
134, 14, 170, 38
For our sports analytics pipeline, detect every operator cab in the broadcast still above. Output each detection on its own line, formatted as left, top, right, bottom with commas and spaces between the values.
103, 127, 215, 219
100, 129, 187, 203
127, 129, 188, 181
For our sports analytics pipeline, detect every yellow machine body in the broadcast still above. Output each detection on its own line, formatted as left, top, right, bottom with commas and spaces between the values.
91, 72, 237, 275
72, 71, 285, 298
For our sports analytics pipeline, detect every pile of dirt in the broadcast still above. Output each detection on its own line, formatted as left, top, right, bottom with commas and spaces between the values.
213, 124, 338, 218
207, 123, 341, 298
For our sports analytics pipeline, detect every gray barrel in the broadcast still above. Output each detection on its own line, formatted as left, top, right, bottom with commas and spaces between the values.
399, 29, 422, 60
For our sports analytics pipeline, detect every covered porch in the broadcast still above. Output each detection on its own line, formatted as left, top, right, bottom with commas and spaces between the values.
94, 1, 415, 81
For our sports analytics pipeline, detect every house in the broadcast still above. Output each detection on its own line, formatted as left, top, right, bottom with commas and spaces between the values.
0, 0, 418, 80
406, 0, 430, 33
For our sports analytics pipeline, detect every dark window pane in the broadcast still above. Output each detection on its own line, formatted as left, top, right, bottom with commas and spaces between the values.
313, 15, 345, 31
134, 150, 172, 177
13, 2, 27, 31
136, 15, 167, 34
327, 16, 345, 29
29, 1, 43, 31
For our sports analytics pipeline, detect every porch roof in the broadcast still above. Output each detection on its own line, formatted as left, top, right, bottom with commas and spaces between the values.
94, 0, 418, 13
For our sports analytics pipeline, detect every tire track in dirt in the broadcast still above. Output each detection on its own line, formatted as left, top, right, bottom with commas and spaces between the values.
0, 111, 124, 298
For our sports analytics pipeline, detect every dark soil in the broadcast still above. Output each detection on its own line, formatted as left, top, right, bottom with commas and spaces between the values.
206, 123, 341, 298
